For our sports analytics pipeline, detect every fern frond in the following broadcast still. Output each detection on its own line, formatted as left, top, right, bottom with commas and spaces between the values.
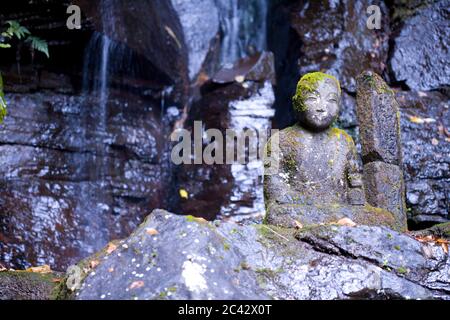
27, 36, 49, 58
5, 20, 30, 40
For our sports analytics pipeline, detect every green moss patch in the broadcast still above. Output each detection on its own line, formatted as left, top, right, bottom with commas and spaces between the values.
292, 72, 341, 113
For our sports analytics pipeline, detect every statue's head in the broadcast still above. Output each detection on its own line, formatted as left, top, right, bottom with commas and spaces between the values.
292, 72, 341, 132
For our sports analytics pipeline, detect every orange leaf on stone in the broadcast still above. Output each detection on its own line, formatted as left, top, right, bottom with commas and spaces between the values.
146, 228, 159, 236
336, 218, 357, 227
106, 242, 117, 254
129, 281, 145, 290
26, 265, 52, 274
90, 260, 99, 269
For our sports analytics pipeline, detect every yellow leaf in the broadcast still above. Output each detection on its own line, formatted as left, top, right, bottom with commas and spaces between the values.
408, 116, 424, 124
235, 75, 245, 83
336, 218, 357, 227
146, 228, 159, 236
179, 189, 189, 199
26, 265, 52, 274
129, 281, 145, 290
408, 115, 436, 124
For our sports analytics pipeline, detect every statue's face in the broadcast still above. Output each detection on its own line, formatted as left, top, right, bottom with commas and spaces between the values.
300, 79, 340, 131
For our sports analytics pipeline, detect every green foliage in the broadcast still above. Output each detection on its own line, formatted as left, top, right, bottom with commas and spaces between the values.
26, 36, 49, 58
3, 20, 31, 40
0, 20, 50, 123
0, 20, 49, 58
0, 74, 7, 123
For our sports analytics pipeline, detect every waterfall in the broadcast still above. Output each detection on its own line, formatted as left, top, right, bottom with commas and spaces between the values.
78, 0, 121, 254
216, 0, 268, 66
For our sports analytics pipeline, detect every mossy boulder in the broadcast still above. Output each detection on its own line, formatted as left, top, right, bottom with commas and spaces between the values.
0, 271, 61, 300
57, 209, 450, 300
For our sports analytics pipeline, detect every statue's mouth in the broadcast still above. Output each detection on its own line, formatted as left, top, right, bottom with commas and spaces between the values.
314, 110, 328, 120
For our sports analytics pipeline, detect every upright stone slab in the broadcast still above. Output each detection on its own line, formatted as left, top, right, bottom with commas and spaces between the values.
363, 161, 407, 230
356, 71, 407, 230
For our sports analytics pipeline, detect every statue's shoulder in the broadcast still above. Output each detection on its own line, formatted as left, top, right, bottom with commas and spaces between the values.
327, 127, 356, 148
278, 124, 306, 139
270, 125, 306, 151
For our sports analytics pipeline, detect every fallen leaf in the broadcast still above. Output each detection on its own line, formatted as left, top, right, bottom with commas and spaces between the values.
235, 75, 245, 83
52, 278, 62, 283
408, 116, 423, 124
336, 218, 357, 227
106, 242, 117, 254
108, 267, 114, 273
90, 260, 99, 269
193, 217, 207, 223
179, 189, 189, 199
26, 265, 52, 274
442, 243, 448, 254
408, 115, 436, 124
294, 220, 303, 229
146, 228, 159, 236
431, 138, 439, 146
129, 281, 145, 290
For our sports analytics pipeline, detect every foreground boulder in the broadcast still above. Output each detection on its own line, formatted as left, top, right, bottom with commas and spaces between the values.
61, 209, 450, 300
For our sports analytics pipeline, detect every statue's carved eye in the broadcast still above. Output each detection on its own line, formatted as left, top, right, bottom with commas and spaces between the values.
328, 98, 337, 103
305, 96, 317, 102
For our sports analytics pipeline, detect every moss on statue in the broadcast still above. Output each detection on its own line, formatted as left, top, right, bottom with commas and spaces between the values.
292, 72, 341, 112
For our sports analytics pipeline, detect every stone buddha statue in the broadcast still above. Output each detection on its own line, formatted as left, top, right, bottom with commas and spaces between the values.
263, 72, 399, 230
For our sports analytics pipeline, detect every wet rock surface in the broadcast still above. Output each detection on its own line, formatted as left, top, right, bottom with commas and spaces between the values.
0, 92, 171, 270
171, 0, 220, 80
67, 210, 450, 300
284, 0, 389, 92
396, 90, 450, 227
390, 0, 450, 91
76, 0, 189, 96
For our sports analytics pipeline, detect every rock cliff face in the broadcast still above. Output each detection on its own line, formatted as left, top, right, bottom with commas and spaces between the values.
0, 0, 183, 269
63, 210, 450, 300
0, 0, 448, 273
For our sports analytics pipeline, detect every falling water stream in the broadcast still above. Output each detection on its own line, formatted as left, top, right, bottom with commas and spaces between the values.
80, 0, 272, 236
216, 0, 268, 66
